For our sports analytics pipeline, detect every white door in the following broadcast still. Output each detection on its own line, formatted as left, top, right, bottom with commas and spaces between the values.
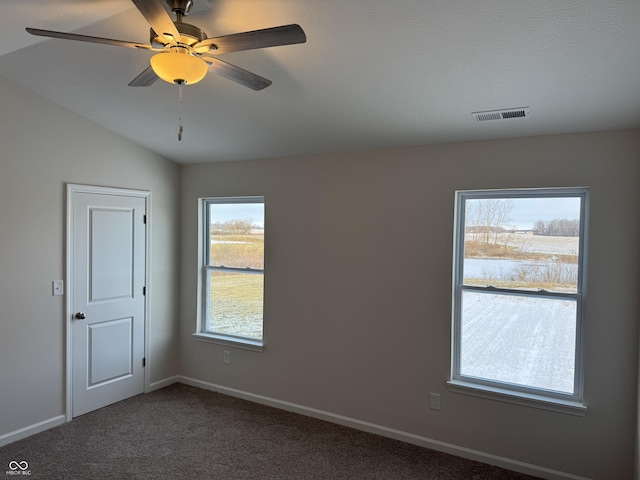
68, 186, 147, 417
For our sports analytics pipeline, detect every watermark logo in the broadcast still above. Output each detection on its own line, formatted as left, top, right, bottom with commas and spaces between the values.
5, 461, 30, 476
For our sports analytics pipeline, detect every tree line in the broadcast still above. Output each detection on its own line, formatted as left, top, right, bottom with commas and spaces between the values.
533, 219, 579, 237
211, 219, 255, 235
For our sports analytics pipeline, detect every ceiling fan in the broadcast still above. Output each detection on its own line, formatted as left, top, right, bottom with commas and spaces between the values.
26, 0, 307, 91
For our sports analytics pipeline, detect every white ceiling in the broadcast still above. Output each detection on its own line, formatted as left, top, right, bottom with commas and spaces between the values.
1, 0, 639, 164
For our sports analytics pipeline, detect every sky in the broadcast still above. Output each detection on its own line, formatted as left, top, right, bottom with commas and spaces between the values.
209, 196, 581, 230
210, 203, 264, 227
507, 197, 581, 229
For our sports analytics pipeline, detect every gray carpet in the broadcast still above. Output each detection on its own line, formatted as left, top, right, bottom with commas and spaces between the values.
0, 383, 540, 479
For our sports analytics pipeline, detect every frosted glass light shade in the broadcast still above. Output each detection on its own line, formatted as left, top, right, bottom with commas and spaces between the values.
150, 52, 208, 85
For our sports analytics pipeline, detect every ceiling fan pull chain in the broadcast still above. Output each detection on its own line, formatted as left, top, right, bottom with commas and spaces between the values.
178, 83, 184, 141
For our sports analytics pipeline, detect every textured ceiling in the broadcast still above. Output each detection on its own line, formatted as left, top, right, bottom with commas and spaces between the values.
1, 0, 639, 164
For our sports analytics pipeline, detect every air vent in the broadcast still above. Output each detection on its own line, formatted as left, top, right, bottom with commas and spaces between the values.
472, 107, 530, 122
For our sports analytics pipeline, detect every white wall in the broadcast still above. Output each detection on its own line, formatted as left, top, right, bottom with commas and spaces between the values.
179, 129, 640, 480
0, 76, 180, 439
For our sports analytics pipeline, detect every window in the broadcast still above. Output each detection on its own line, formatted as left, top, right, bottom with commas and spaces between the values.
200, 197, 264, 348
449, 188, 588, 412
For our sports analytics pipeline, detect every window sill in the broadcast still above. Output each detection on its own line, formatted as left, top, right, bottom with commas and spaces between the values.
446, 380, 587, 416
192, 333, 264, 352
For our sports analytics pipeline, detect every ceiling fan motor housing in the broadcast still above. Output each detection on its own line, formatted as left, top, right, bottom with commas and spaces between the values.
150, 22, 210, 53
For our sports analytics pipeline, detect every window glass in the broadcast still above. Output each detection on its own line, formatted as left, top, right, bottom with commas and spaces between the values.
209, 271, 264, 339
460, 290, 577, 393
462, 197, 580, 293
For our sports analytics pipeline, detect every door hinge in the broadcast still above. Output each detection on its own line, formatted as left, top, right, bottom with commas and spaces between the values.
143, 357, 146, 367
143, 214, 147, 224
143, 286, 146, 295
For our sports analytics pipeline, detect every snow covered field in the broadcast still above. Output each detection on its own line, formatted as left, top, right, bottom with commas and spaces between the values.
460, 291, 576, 393
496, 233, 579, 255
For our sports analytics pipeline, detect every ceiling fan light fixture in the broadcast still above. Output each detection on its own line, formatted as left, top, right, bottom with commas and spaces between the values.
150, 48, 207, 85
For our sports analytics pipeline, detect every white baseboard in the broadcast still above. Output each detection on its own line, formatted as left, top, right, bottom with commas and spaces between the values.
177, 376, 589, 480
0, 415, 66, 448
0, 379, 591, 480
147, 375, 179, 392
0, 376, 177, 448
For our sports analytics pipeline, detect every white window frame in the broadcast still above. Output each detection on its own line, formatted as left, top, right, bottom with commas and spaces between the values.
194, 196, 265, 351
448, 187, 588, 415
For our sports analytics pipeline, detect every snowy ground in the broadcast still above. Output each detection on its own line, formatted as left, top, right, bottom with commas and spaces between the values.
496, 233, 579, 255
212, 314, 262, 339
460, 291, 576, 393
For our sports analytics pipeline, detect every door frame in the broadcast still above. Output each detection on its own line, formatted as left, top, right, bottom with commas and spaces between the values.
65, 183, 151, 422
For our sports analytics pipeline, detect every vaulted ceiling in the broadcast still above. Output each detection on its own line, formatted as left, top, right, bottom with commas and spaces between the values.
2, 0, 639, 164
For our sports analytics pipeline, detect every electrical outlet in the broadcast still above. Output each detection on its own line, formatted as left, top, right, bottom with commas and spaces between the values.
223, 351, 230, 364
429, 392, 441, 411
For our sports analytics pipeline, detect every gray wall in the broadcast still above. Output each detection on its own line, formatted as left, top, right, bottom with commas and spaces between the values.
179, 130, 640, 480
0, 76, 180, 438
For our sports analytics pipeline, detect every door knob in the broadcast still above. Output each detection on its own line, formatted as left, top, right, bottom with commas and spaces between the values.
75, 312, 86, 320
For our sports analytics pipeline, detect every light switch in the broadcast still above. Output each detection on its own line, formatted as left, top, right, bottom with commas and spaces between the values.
52, 280, 64, 296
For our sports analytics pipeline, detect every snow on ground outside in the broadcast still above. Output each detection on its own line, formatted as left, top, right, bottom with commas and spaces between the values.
213, 313, 262, 339
497, 233, 579, 255
460, 291, 576, 393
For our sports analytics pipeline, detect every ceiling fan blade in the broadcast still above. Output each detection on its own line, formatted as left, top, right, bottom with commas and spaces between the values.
130, 0, 181, 42
128, 66, 159, 86
26, 28, 153, 50
204, 57, 272, 91
196, 24, 306, 54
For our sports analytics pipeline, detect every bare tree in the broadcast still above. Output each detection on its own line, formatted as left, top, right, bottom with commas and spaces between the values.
466, 198, 514, 246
